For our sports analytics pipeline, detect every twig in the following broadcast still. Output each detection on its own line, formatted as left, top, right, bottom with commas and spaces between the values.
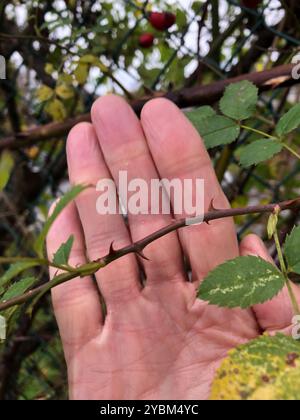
0, 197, 299, 313
0, 64, 298, 151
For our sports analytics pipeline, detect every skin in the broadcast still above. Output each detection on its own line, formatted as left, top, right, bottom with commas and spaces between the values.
47, 96, 300, 400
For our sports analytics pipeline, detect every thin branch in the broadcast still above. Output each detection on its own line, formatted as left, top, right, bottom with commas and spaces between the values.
0, 197, 300, 313
0, 64, 298, 151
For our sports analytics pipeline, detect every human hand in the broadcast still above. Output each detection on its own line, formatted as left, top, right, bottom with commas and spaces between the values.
47, 96, 300, 400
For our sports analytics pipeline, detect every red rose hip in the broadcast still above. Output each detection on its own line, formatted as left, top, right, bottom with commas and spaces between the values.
149, 12, 176, 31
139, 33, 154, 48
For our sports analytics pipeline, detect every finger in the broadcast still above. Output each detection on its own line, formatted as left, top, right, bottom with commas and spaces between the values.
240, 234, 300, 333
66, 122, 141, 308
91, 95, 185, 286
141, 98, 238, 283
47, 201, 102, 361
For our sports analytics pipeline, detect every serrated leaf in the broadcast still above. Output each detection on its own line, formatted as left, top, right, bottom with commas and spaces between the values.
276, 103, 300, 137
45, 98, 67, 121
36, 84, 54, 102
34, 185, 87, 257
1, 277, 36, 302
0, 261, 40, 291
190, 115, 240, 149
284, 226, 300, 274
0, 315, 6, 340
239, 139, 283, 167
198, 256, 285, 309
211, 334, 300, 400
0, 150, 14, 191
53, 235, 74, 265
220, 81, 258, 121
186, 105, 216, 128
55, 83, 74, 100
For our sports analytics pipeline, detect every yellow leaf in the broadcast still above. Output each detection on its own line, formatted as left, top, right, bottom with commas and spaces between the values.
45, 63, 54, 75
79, 54, 97, 64
0, 150, 14, 191
55, 83, 74, 100
211, 334, 300, 400
95, 60, 109, 73
74, 63, 89, 85
36, 85, 54, 102
58, 73, 73, 84
45, 98, 67, 121
25, 146, 40, 159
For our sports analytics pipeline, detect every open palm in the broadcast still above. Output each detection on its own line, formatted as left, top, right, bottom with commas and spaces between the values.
47, 96, 300, 400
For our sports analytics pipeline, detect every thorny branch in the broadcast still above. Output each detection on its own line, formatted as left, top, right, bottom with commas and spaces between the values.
0, 197, 300, 313
0, 64, 298, 151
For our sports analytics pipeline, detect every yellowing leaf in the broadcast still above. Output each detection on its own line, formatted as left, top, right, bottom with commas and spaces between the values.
36, 85, 54, 102
25, 146, 40, 159
45, 63, 54, 75
45, 98, 67, 121
94, 60, 109, 73
0, 150, 14, 191
211, 334, 300, 400
55, 83, 74, 100
80, 54, 97, 64
267, 212, 278, 239
74, 63, 89, 85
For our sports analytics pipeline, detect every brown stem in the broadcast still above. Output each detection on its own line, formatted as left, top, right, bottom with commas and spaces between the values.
1, 197, 300, 313
0, 64, 298, 151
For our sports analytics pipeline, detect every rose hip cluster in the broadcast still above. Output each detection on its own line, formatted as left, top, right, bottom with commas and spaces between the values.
139, 11, 176, 49
138, 1, 261, 49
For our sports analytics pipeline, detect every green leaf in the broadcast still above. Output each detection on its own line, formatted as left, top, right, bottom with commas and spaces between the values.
0, 261, 40, 291
0, 151, 14, 191
0, 315, 6, 340
190, 115, 240, 149
211, 334, 300, 400
284, 226, 300, 274
276, 103, 300, 137
34, 185, 87, 257
239, 139, 283, 167
1, 277, 36, 302
53, 235, 74, 265
220, 81, 258, 121
198, 256, 285, 309
186, 105, 216, 124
